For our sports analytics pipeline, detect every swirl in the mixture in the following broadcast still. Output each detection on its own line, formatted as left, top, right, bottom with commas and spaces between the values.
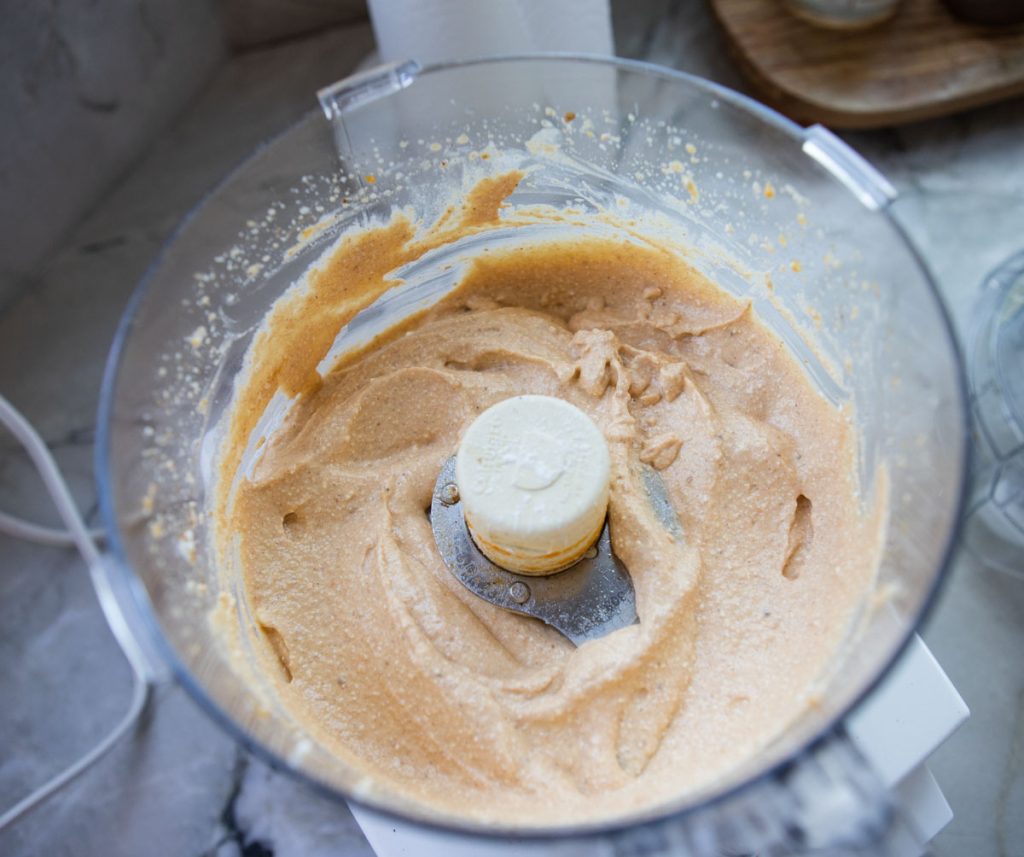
225, 182, 876, 825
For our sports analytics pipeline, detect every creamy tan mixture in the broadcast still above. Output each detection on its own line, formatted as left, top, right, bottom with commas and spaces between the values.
221, 173, 878, 825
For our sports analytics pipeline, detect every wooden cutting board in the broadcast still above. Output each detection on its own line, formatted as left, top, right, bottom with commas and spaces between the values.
710, 0, 1024, 127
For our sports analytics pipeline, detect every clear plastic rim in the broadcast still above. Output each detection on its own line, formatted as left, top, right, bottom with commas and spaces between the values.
95, 52, 972, 841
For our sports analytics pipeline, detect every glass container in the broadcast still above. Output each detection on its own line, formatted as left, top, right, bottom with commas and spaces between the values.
964, 249, 1024, 577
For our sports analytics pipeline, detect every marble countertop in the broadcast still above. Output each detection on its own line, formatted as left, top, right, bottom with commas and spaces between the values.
1, 2, 1022, 855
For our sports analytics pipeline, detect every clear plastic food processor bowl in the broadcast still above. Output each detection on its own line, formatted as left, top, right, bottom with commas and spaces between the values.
96, 56, 968, 853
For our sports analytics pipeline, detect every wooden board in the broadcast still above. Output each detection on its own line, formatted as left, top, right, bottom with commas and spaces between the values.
711, 0, 1024, 128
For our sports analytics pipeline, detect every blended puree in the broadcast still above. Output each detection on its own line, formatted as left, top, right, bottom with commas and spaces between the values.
222, 172, 878, 825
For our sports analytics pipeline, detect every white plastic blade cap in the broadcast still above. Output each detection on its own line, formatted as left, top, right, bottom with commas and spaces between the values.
455, 395, 610, 575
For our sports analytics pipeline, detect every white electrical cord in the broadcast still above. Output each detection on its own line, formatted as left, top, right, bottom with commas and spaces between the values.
0, 510, 105, 548
0, 394, 152, 832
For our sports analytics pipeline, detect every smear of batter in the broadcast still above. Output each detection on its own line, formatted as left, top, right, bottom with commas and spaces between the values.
220, 172, 879, 825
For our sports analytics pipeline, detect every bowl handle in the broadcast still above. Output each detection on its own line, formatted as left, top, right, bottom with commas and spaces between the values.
803, 124, 898, 211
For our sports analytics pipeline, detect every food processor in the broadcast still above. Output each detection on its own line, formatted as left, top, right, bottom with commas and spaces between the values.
71, 55, 969, 854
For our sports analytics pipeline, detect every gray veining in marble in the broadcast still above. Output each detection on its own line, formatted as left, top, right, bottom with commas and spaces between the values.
1, 2, 1022, 855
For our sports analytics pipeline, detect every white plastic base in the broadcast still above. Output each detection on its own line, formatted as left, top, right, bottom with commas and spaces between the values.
847, 634, 969, 854
348, 634, 967, 856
